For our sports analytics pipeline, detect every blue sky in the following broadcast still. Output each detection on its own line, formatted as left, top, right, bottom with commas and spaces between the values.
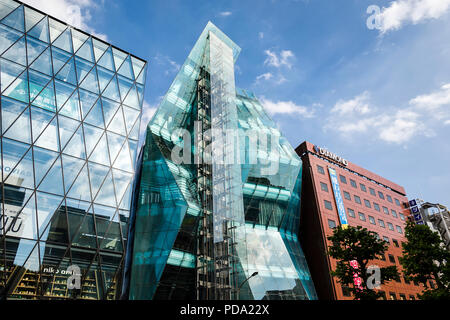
25, 0, 450, 207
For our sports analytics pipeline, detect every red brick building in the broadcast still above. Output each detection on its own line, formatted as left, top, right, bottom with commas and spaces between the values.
296, 141, 424, 300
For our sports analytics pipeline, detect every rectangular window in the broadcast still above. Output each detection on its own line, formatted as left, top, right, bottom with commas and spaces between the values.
388, 254, 396, 264
378, 191, 385, 200
359, 212, 366, 221
383, 236, 390, 243
350, 179, 357, 188
343, 191, 351, 200
378, 219, 385, 228
373, 202, 380, 212
383, 206, 389, 215
328, 219, 337, 229
364, 199, 371, 208
354, 195, 361, 204
389, 292, 397, 300
317, 165, 325, 174
387, 222, 394, 231
409, 295, 416, 300
395, 198, 401, 206
393, 239, 399, 247
391, 210, 398, 218
340, 175, 347, 184
360, 184, 367, 192
378, 291, 386, 300
396, 225, 403, 234
369, 216, 375, 225
369, 188, 376, 196
320, 182, 329, 192
399, 213, 405, 221
399, 294, 406, 300
387, 195, 393, 203
324, 200, 333, 210
347, 208, 355, 218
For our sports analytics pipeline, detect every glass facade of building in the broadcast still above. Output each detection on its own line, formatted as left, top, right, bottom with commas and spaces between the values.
0, 0, 147, 299
124, 22, 316, 300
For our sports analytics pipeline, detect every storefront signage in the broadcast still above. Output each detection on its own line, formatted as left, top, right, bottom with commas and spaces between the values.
328, 167, 348, 228
313, 145, 348, 166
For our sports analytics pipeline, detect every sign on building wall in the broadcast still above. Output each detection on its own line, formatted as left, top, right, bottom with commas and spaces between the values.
328, 167, 348, 229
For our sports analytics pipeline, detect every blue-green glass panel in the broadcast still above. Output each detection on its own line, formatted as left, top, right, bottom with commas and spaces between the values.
131, 56, 145, 80
1, 95, 27, 133
3, 105, 30, 143
122, 105, 140, 134
97, 46, 114, 71
2, 64, 28, 103
71, 28, 88, 53
102, 75, 120, 102
36, 191, 64, 239
31, 78, 55, 111
62, 125, 85, 159
107, 107, 126, 136
66, 164, 90, 201
37, 156, 63, 195
61, 154, 85, 193
1, 4, 24, 32
78, 88, 98, 119
59, 89, 81, 120
89, 133, 110, 166
30, 46, 52, 75
112, 140, 132, 172
27, 16, 49, 43
58, 114, 80, 149
52, 27, 72, 53
83, 123, 103, 156
54, 79, 76, 109
117, 75, 132, 102
95, 170, 116, 206
97, 65, 114, 92
0, 23, 21, 55
30, 105, 54, 142
112, 48, 127, 72
87, 162, 109, 199
106, 132, 125, 164
79, 65, 99, 94
34, 116, 59, 152
123, 84, 139, 109
26, 35, 47, 66
75, 56, 93, 84
84, 99, 104, 128
0, 57, 25, 92
2, 35, 26, 65
92, 38, 108, 62
75, 37, 94, 62
117, 55, 134, 80
101, 97, 120, 127
1, 137, 32, 186
0, 0, 19, 21
51, 46, 71, 75
32, 146, 58, 186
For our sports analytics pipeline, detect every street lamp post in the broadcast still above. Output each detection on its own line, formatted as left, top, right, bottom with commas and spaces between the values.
236, 272, 258, 299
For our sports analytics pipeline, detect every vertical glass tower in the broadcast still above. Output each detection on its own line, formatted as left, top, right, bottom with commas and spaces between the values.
0, 0, 147, 299
125, 22, 316, 300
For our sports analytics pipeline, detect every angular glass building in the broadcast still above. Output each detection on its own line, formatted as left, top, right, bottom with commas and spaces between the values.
124, 22, 316, 300
0, 0, 147, 299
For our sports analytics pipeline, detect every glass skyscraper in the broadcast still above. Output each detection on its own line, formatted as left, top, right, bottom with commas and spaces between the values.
124, 22, 317, 300
0, 0, 147, 300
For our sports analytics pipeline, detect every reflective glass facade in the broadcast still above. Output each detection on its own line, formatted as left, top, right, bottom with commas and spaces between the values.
0, 0, 147, 300
125, 22, 316, 300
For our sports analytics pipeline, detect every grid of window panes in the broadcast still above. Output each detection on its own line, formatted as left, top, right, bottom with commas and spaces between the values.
0, 1, 147, 300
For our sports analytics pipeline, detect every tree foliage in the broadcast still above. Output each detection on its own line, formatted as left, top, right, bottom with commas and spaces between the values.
399, 220, 450, 300
328, 226, 399, 300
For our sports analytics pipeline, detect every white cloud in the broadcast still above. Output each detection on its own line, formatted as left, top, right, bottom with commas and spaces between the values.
378, 0, 450, 33
331, 91, 371, 115
256, 72, 273, 82
264, 49, 295, 69
259, 32, 264, 39
260, 98, 315, 118
154, 54, 180, 75
219, 11, 232, 17
324, 86, 450, 144
409, 83, 450, 120
22, 0, 107, 40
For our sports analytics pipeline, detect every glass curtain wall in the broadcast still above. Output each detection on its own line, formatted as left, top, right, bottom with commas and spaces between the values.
0, 0, 147, 300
